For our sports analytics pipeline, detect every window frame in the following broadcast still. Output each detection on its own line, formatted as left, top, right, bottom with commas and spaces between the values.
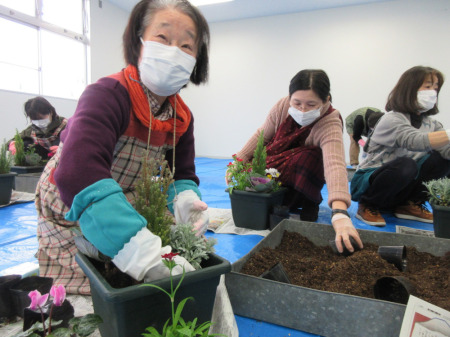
0, 0, 90, 99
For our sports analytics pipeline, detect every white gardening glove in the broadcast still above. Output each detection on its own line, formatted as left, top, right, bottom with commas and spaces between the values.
331, 214, 364, 254
174, 190, 209, 236
112, 227, 195, 283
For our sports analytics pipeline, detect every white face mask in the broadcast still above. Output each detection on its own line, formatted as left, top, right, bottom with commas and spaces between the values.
417, 90, 437, 113
138, 39, 196, 97
32, 118, 51, 129
288, 106, 321, 126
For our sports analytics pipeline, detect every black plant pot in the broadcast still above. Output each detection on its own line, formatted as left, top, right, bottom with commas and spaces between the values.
23, 300, 74, 336
373, 276, 415, 304
0, 172, 17, 205
76, 252, 231, 337
229, 188, 287, 230
0, 274, 22, 319
431, 202, 450, 239
10, 166, 45, 174
10, 276, 53, 318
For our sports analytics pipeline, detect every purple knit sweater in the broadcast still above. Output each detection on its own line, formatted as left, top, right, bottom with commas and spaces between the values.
54, 76, 198, 207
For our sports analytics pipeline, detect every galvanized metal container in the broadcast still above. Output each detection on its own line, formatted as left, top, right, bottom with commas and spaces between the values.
225, 220, 450, 337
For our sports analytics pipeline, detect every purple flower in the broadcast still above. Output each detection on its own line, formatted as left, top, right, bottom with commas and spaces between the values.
250, 176, 271, 185
28, 290, 49, 310
50, 285, 66, 306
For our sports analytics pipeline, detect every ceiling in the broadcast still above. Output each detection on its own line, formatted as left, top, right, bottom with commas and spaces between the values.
106, 0, 391, 23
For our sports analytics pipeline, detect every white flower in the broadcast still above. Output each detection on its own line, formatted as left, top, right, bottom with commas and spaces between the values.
265, 168, 280, 178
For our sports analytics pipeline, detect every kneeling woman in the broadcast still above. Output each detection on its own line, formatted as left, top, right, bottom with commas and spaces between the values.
232, 69, 362, 253
351, 66, 450, 227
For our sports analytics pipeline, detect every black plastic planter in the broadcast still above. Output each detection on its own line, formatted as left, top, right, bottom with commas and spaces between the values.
260, 262, 291, 284
329, 237, 361, 256
378, 246, 407, 271
76, 252, 231, 337
10, 166, 45, 174
374, 276, 415, 305
9, 276, 53, 318
0, 172, 17, 205
229, 188, 286, 230
431, 202, 450, 239
0, 274, 22, 319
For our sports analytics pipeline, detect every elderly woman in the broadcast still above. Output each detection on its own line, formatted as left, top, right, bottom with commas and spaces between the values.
232, 69, 363, 254
9, 96, 67, 159
36, 0, 210, 295
351, 66, 450, 226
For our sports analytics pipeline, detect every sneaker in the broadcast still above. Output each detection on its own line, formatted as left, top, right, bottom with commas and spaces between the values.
394, 201, 433, 223
356, 203, 386, 226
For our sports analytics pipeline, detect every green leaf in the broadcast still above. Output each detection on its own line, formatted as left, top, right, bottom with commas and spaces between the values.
49, 327, 72, 337
142, 326, 163, 337
71, 313, 103, 336
173, 297, 193, 327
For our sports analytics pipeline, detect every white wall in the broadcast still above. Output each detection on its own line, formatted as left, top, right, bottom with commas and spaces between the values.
0, 0, 127, 142
1, 0, 449, 166
182, 0, 450, 163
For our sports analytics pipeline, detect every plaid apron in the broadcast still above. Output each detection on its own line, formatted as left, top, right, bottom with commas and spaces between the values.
36, 98, 174, 295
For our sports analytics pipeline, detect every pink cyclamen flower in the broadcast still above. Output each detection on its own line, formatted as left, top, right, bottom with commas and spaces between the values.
28, 290, 49, 310
50, 285, 66, 306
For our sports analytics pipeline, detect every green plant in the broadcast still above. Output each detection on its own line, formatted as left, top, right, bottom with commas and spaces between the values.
135, 156, 174, 247
141, 253, 223, 337
0, 140, 12, 174
170, 224, 216, 269
226, 131, 281, 193
25, 147, 42, 166
13, 285, 102, 337
424, 178, 450, 206
14, 130, 26, 166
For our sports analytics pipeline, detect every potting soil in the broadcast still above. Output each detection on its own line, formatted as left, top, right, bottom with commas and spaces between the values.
240, 231, 450, 310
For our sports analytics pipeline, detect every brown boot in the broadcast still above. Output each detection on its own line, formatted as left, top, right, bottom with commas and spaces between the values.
394, 201, 433, 223
356, 203, 386, 226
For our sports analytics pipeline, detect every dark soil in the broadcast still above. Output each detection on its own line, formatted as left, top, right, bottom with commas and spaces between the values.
240, 231, 450, 310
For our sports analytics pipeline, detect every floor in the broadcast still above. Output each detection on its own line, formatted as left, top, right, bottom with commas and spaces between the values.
0, 157, 435, 337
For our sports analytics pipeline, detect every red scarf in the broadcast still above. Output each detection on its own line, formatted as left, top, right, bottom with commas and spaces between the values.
113, 65, 192, 138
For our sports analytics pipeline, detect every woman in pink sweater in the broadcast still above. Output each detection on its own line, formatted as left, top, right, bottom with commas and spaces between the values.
235, 69, 362, 253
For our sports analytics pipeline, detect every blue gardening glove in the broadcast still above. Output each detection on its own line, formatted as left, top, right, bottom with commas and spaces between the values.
174, 190, 209, 236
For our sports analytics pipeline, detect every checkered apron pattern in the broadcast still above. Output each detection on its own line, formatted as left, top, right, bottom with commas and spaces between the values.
36, 135, 173, 295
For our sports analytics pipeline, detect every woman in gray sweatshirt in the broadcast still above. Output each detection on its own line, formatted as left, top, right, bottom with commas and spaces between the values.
351, 66, 450, 226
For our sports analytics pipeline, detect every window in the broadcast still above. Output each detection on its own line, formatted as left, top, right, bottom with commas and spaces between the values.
0, 0, 89, 100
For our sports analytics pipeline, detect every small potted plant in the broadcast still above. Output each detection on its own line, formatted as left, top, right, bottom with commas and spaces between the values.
10, 131, 45, 174
423, 178, 450, 239
76, 156, 230, 337
226, 131, 286, 230
0, 139, 17, 205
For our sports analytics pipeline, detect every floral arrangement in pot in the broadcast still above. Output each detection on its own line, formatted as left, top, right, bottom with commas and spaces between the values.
74, 155, 229, 337
226, 131, 282, 194
13, 131, 42, 167
225, 131, 286, 230
13, 284, 102, 337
